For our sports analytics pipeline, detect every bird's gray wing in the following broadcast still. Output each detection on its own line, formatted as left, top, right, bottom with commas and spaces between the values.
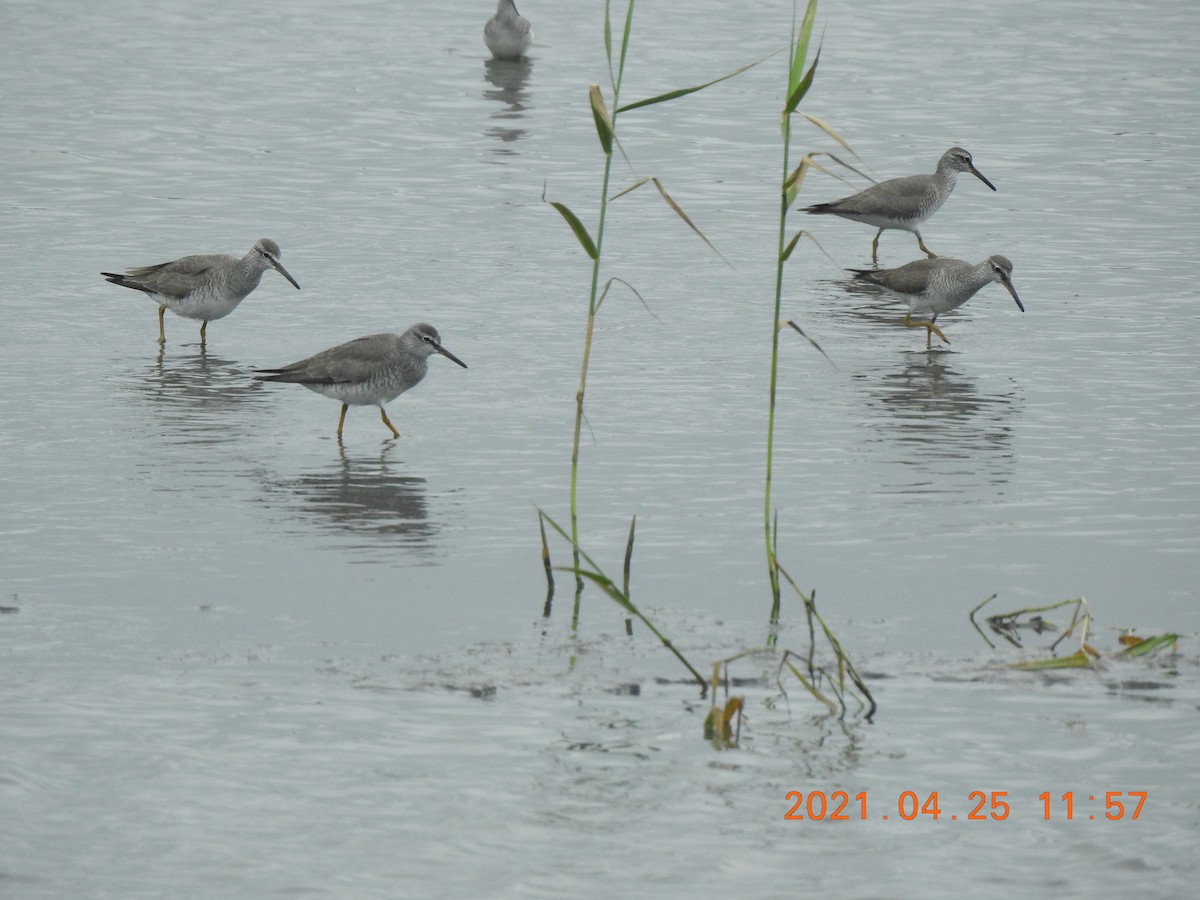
833, 174, 929, 216
258, 335, 396, 385
122, 254, 225, 299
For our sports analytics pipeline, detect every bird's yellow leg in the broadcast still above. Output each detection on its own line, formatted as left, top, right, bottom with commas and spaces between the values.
199, 320, 207, 344
916, 231, 937, 258
336, 403, 349, 438
871, 230, 882, 264
157, 306, 166, 343
903, 314, 949, 347
379, 408, 401, 439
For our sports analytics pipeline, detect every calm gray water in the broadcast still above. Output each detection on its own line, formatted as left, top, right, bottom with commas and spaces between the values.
3, 0, 1198, 896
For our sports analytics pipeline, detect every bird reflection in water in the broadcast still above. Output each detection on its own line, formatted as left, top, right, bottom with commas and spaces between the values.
482, 57, 532, 148
863, 354, 1020, 491
129, 347, 273, 445
262, 444, 440, 556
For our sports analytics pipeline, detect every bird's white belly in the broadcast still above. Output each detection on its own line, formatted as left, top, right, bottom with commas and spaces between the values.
488, 31, 529, 56
894, 292, 940, 317
154, 291, 245, 322
303, 378, 407, 407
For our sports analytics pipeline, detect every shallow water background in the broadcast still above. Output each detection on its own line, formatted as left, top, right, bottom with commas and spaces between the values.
2, 0, 1198, 896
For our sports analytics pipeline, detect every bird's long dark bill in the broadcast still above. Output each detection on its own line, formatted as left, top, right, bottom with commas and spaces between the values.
970, 164, 997, 192
437, 345, 468, 368
1001, 273, 1025, 312
272, 260, 302, 290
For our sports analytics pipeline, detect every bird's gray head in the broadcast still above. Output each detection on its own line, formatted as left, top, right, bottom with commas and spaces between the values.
987, 255, 1024, 312
255, 238, 281, 257
988, 254, 1013, 274
407, 323, 468, 368
253, 238, 300, 289
943, 147, 996, 191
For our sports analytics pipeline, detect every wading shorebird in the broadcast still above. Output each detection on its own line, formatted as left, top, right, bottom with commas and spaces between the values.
804, 147, 996, 263
102, 238, 300, 344
484, 0, 533, 60
254, 323, 468, 439
850, 255, 1024, 348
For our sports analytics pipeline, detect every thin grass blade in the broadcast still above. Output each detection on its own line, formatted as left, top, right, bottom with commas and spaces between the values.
797, 111, 860, 160
567, 567, 637, 614
547, 200, 598, 260
787, 0, 819, 97
819, 151, 877, 185
784, 152, 832, 197
785, 44, 822, 115
1117, 633, 1179, 657
609, 176, 652, 202
781, 657, 838, 713
615, 52, 777, 114
785, 151, 876, 208
623, 515, 636, 597
784, 152, 847, 207
613, 0, 635, 97
595, 276, 657, 320
603, 0, 613, 65
538, 511, 554, 590
1011, 650, 1093, 670
651, 178, 732, 267
779, 229, 840, 270
607, 177, 731, 266
784, 319, 837, 369
781, 232, 802, 262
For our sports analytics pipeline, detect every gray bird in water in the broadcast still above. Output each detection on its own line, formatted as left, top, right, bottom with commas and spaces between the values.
102, 238, 300, 344
485, 0, 533, 60
850, 255, 1024, 348
255, 323, 468, 439
805, 147, 996, 263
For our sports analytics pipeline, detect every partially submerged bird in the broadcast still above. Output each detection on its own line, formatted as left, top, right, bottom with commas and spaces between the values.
850, 255, 1024, 348
254, 323, 468, 439
484, 0, 533, 60
102, 238, 300, 344
804, 147, 996, 263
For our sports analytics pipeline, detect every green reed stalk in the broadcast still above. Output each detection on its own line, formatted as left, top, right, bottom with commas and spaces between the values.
566, 2, 634, 607
765, 0, 820, 620
547, 1, 758, 618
